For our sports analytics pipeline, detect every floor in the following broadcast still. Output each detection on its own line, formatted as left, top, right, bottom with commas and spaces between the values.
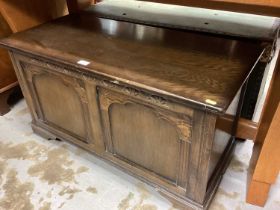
0, 100, 279, 210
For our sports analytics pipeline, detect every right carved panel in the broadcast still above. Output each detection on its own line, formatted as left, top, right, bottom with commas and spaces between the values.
98, 87, 193, 190
110, 102, 180, 181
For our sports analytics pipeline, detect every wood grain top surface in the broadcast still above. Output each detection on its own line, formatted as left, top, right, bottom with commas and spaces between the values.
0, 9, 265, 112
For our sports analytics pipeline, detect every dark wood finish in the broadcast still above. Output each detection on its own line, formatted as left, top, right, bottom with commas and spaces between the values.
216, 114, 258, 140
0, 10, 265, 210
247, 51, 280, 206
0, 10, 264, 112
66, 0, 94, 13
0, 87, 14, 115
66, 0, 79, 13
142, 0, 280, 17
236, 118, 258, 141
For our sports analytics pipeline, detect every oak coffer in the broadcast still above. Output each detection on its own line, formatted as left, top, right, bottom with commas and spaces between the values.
0, 8, 265, 210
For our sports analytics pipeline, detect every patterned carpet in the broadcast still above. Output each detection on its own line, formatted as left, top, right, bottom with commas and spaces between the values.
0, 100, 279, 210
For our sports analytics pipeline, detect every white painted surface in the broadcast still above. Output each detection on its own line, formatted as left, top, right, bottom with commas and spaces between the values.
96, 0, 279, 39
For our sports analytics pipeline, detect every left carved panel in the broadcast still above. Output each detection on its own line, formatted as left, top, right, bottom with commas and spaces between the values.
35, 74, 87, 138
22, 62, 91, 143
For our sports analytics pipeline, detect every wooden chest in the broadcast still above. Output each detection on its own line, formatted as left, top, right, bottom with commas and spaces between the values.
0, 9, 264, 210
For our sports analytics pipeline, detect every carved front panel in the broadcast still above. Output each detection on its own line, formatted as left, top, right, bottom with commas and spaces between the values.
21, 62, 93, 144
98, 88, 193, 191
10, 53, 222, 206
111, 103, 180, 181
34, 74, 87, 138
